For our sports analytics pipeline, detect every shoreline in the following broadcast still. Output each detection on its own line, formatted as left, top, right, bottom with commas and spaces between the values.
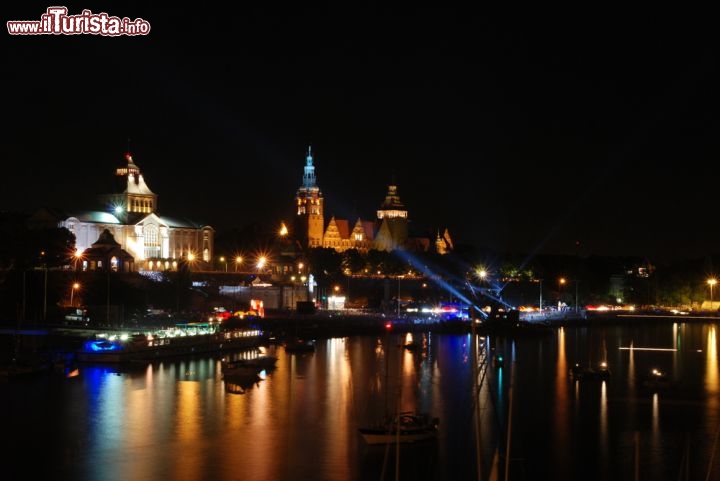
2, 310, 718, 362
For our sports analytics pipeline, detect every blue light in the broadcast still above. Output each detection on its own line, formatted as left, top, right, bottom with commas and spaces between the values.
83, 339, 122, 352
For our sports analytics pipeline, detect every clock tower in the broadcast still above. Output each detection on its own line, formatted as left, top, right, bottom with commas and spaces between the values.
294, 146, 324, 250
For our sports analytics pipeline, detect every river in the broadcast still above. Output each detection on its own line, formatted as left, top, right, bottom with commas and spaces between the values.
1, 320, 718, 481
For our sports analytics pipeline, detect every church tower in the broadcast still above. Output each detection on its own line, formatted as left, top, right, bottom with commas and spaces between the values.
375, 180, 409, 251
294, 146, 324, 249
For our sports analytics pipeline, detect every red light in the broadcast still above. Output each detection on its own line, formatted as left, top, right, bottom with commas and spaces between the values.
385, 322, 392, 331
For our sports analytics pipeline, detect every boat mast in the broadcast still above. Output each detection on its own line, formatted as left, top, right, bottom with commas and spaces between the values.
504, 359, 515, 481
472, 322, 485, 481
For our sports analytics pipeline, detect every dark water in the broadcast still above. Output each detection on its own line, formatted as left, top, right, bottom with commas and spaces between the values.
1, 322, 719, 481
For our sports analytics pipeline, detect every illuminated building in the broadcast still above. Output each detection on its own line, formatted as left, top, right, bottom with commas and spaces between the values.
292, 145, 452, 254
47, 152, 214, 271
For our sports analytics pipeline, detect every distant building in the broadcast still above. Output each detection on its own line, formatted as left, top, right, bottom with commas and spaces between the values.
32, 152, 214, 271
292, 145, 451, 254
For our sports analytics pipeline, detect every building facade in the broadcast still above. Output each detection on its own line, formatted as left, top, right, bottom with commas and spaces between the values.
47, 152, 214, 271
292, 146, 448, 254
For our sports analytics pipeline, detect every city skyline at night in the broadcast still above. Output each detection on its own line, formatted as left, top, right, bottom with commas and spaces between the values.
4, 6, 719, 263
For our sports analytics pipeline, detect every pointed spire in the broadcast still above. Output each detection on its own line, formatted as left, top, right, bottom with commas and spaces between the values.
302, 145, 317, 188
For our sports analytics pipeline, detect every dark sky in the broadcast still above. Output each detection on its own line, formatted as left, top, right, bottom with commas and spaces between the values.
4, 6, 720, 263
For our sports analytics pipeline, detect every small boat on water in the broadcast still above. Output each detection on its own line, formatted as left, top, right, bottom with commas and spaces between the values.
358, 411, 439, 445
570, 361, 611, 381
221, 354, 277, 376
224, 374, 261, 394
239, 354, 278, 369
221, 344, 278, 373
641, 368, 675, 391
76, 322, 266, 363
222, 362, 261, 377
284, 337, 316, 353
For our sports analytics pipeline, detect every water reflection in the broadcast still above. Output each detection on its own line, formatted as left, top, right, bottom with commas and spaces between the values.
1, 323, 719, 481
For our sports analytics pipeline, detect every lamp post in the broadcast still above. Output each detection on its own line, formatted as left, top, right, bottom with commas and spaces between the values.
575, 279, 579, 313
106, 264, 111, 325
538, 279, 543, 312
301, 275, 307, 305
397, 275, 404, 318
219, 256, 227, 272
70, 282, 79, 307
708, 278, 717, 311
558, 277, 566, 310
290, 275, 296, 310
257, 256, 267, 272
235, 256, 242, 272
74, 252, 83, 272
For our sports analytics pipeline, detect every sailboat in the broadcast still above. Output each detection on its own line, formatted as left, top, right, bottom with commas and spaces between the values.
358, 332, 439, 445
358, 411, 439, 445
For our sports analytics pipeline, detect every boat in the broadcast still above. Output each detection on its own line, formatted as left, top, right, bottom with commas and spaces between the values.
222, 361, 261, 377
224, 374, 261, 394
75, 322, 266, 363
570, 361, 611, 381
238, 353, 278, 369
358, 411, 440, 445
221, 354, 277, 376
284, 337, 316, 353
640, 368, 675, 391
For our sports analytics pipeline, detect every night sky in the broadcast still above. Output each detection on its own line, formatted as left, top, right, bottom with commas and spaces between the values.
4, 6, 720, 262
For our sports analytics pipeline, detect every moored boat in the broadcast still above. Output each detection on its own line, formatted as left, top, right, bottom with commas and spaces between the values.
76, 322, 266, 363
222, 362, 261, 377
570, 361, 611, 381
284, 337, 316, 353
358, 411, 439, 445
222, 354, 277, 370
641, 368, 675, 391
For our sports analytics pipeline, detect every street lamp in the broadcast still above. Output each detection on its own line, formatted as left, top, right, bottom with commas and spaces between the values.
708, 278, 717, 311
70, 282, 79, 307
345, 269, 352, 304
558, 277, 566, 310
219, 256, 227, 272
538, 278, 543, 311
301, 275, 307, 305
74, 251, 84, 272
290, 275, 296, 309
235, 256, 243, 272
397, 275, 404, 317
574, 279, 579, 313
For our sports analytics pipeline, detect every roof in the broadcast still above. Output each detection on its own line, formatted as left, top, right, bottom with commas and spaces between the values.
68, 211, 122, 224
158, 215, 213, 229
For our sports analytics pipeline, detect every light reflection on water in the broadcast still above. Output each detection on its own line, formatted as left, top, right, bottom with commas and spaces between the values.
1, 322, 719, 481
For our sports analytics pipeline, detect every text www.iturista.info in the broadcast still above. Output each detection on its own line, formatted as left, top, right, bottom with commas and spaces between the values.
7, 7, 150, 36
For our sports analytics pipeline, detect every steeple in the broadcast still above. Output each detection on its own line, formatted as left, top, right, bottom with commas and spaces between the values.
294, 145, 324, 249
303, 145, 317, 189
